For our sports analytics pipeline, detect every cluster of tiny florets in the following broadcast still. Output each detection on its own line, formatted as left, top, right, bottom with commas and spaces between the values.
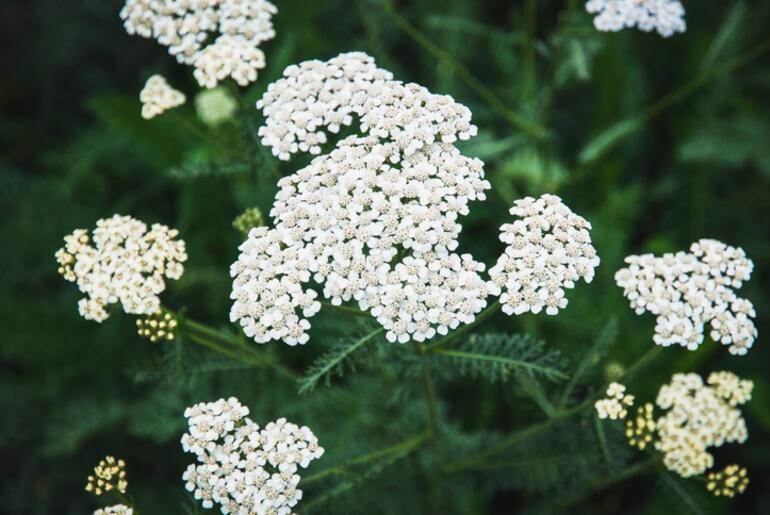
196, 87, 238, 126
93, 505, 133, 515
626, 402, 656, 450
706, 464, 749, 498
490, 194, 600, 316
120, 0, 277, 88
140, 74, 185, 119
85, 456, 128, 496
232, 207, 265, 238
595, 382, 635, 420
585, 0, 686, 37
615, 239, 757, 355
655, 372, 752, 478
56, 215, 187, 322
181, 397, 324, 514
136, 311, 178, 342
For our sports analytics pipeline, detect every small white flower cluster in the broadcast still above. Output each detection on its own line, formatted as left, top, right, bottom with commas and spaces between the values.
655, 372, 752, 478
120, 0, 277, 88
55, 215, 187, 322
615, 239, 757, 355
196, 87, 238, 126
140, 74, 186, 119
595, 382, 635, 419
585, 0, 686, 37
93, 506, 133, 515
490, 194, 600, 316
181, 397, 324, 515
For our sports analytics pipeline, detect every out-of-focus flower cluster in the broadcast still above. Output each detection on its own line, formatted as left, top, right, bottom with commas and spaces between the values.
232, 206, 265, 238
655, 372, 752, 478
706, 464, 749, 498
181, 397, 324, 514
56, 215, 187, 322
585, 0, 686, 37
231, 53, 597, 346
120, 0, 277, 88
615, 239, 756, 355
196, 87, 238, 126
626, 402, 656, 450
136, 311, 178, 342
93, 505, 133, 515
595, 382, 634, 420
85, 456, 128, 496
140, 74, 186, 119
490, 194, 600, 316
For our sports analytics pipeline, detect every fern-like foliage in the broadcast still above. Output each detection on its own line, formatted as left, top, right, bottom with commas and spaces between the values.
298, 321, 384, 395
433, 333, 569, 384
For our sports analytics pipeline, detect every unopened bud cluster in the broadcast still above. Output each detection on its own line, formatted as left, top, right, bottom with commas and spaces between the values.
85, 455, 127, 496
706, 464, 749, 498
136, 311, 178, 342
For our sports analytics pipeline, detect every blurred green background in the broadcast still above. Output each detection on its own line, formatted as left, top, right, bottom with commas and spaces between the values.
2, 0, 770, 513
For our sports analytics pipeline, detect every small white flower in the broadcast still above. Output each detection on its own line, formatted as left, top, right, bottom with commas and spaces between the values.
93, 506, 133, 515
139, 74, 185, 119
595, 382, 634, 419
586, 0, 686, 37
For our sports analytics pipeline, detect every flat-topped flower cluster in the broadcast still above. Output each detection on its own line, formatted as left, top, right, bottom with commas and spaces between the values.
594, 382, 634, 420
615, 239, 756, 355
230, 52, 599, 346
121, 0, 277, 87
181, 397, 324, 514
140, 74, 186, 119
655, 371, 752, 478
55, 214, 187, 322
586, 0, 686, 37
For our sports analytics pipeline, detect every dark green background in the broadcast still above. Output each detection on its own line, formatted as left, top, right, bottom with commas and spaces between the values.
2, 0, 769, 513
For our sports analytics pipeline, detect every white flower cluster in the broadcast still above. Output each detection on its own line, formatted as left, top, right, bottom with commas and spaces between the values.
93, 506, 133, 515
655, 372, 752, 478
595, 382, 635, 419
489, 194, 600, 316
615, 239, 757, 355
181, 397, 324, 515
55, 215, 187, 322
120, 0, 277, 88
585, 0, 685, 37
94, 504, 134, 515
140, 74, 186, 119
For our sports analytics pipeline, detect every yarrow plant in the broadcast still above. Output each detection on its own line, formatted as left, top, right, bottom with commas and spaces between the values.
181, 397, 324, 514
230, 52, 599, 345
120, 0, 277, 87
85, 455, 128, 496
55, 214, 187, 322
140, 74, 186, 119
585, 0, 686, 37
615, 239, 757, 355
594, 382, 634, 419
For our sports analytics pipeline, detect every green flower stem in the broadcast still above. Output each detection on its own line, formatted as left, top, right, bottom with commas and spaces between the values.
443, 345, 662, 473
422, 301, 501, 352
382, 2, 548, 140
302, 431, 430, 484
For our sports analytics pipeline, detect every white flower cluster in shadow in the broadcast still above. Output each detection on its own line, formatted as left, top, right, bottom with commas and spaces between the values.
140, 74, 186, 119
181, 397, 324, 515
120, 0, 277, 87
93, 506, 133, 515
231, 52, 598, 346
615, 239, 756, 355
585, 0, 686, 37
655, 372, 752, 478
595, 382, 634, 420
55, 215, 187, 322
490, 194, 600, 316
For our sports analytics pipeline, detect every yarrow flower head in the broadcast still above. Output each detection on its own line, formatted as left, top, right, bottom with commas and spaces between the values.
56, 215, 187, 322
136, 311, 178, 342
655, 372, 752, 478
140, 74, 185, 119
706, 464, 749, 498
85, 456, 128, 496
585, 0, 686, 37
595, 382, 634, 419
181, 397, 324, 514
231, 52, 598, 346
615, 239, 757, 355
93, 505, 133, 515
626, 402, 656, 450
489, 194, 600, 316
196, 87, 238, 126
120, 0, 277, 88
232, 206, 265, 238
